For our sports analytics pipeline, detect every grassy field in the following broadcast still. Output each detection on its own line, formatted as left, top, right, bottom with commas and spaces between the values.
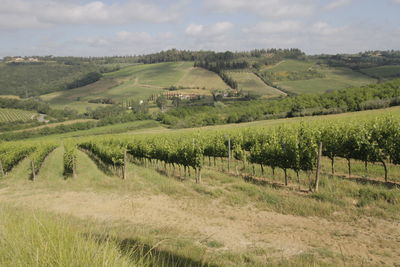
177, 67, 229, 90
265, 60, 376, 94
0, 108, 37, 122
0, 95, 20, 99
11, 119, 96, 133
40, 79, 123, 112
23, 120, 162, 140
361, 65, 400, 78
266, 59, 315, 72
227, 71, 286, 98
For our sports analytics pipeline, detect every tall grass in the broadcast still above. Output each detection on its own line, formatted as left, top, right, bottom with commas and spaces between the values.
0, 205, 134, 267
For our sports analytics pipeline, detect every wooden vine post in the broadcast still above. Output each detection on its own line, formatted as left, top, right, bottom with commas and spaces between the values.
227, 137, 231, 172
73, 156, 77, 178
31, 160, 36, 181
123, 149, 127, 180
314, 142, 323, 192
0, 160, 4, 177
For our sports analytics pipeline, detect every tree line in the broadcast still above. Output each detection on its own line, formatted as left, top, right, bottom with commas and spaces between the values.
158, 78, 400, 127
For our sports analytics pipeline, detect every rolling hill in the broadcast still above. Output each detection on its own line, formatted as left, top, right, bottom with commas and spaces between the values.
263, 60, 376, 94
0, 61, 102, 97
227, 71, 286, 98
41, 62, 230, 111
360, 65, 400, 79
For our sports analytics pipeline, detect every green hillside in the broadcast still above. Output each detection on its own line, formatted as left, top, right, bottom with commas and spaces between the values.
361, 65, 400, 78
228, 71, 286, 98
264, 60, 376, 94
41, 62, 231, 111
0, 62, 102, 97
177, 67, 229, 90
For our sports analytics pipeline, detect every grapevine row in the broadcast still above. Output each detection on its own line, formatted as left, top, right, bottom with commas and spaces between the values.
29, 143, 58, 180
0, 142, 35, 175
63, 143, 77, 177
72, 116, 400, 186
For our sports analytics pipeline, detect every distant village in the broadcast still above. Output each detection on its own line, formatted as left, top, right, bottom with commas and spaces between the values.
4, 57, 40, 63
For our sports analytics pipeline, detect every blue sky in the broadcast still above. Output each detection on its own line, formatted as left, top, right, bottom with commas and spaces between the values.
0, 0, 399, 57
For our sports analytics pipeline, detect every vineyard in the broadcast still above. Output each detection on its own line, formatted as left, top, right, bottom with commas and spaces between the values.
1, 114, 400, 266
0, 108, 37, 122
62, 116, 398, 192
2, 115, 399, 190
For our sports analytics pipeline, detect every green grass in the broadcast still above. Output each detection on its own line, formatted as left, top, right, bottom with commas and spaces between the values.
0, 202, 197, 267
40, 78, 121, 112
227, 71, 286, 98
0, 204, 135, 267
48, 102, 109, 113
277, 67, 376, 94
105, 61, 193, 87
265, 60, 376, 94
0, 108, 37, 122
266, 60, 315, 72
32, 120, 162, 140
361, 65, 400, 78
177, 67, 229, 90
41, 79, 120, 103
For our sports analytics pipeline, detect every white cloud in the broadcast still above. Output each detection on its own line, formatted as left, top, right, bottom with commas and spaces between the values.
243, 21, 302, 34
0, 14, 46, 30
0, 0, 183, 30
76, 30, 176, 55
325, 0, 352, 10
185, 22, 234, 37
311, 22, 344, 35
185, 24, 204, 36
205, 0, 315, 18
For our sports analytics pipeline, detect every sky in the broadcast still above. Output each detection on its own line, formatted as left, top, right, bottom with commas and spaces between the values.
0, 0, 399, 57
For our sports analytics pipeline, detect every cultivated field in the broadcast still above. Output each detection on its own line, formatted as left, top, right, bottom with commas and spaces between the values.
0, 108, 37, 123
265, 60, 376, 94
227, 71, 286, 98
177, 67, 229, 90
361, 65, 400, 78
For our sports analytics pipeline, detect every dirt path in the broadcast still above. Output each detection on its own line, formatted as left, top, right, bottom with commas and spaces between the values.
0, 188, 398, 265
